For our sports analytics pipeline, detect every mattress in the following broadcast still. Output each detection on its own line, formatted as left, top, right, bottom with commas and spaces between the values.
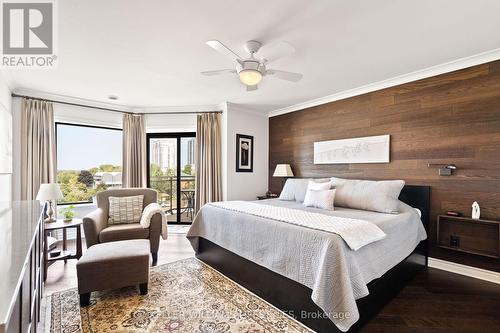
187, 199, 427, 331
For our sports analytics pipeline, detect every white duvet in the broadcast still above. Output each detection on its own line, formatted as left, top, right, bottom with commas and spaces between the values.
208, 201, 386, 251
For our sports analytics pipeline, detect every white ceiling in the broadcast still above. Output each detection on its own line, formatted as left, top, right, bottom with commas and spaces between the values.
3, 0, 500, 114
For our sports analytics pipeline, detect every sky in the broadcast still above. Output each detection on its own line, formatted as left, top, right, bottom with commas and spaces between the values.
57, 124, 122, 170
57, 124, 195, 171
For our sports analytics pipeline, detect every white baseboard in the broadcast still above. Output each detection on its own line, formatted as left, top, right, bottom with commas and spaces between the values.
428, 257, 500, 284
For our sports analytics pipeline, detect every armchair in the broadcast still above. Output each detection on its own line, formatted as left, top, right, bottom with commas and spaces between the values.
83, 188, 162, 265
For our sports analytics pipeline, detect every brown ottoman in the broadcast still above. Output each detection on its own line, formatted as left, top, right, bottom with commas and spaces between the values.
76, 239, 150, 307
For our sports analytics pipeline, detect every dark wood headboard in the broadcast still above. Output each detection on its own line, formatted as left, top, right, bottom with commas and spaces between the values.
399, 185, 430, 231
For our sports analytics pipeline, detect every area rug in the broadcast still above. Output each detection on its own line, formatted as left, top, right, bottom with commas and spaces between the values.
48, 258, 313, 333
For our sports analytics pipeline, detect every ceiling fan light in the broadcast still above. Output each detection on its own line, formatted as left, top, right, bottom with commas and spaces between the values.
239, 69, 262, 86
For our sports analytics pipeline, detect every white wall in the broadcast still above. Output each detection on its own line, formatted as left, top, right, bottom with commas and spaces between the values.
0, 73, 12, 202
222, 102, 269, 201
146, 113, 196, 133
55, 104, 123, 128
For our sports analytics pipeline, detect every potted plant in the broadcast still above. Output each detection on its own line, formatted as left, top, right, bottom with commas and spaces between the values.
60, 205, 75, 222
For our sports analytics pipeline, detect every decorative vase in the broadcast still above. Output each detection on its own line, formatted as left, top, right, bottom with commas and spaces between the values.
471, 201, 480, 220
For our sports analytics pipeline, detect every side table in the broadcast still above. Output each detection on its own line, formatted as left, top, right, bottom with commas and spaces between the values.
43, 218, 83, 281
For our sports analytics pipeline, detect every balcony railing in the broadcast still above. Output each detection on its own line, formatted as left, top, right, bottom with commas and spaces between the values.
149, 176, 195, 223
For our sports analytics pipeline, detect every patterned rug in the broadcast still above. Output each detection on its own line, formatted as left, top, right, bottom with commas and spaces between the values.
48, 258, 313, 333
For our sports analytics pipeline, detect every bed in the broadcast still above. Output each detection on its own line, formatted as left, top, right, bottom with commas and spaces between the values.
187, 184, 429, 332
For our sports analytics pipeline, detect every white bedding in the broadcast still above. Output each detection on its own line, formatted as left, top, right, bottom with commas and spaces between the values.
187, 199, 427, 332
208, 201, 386, 251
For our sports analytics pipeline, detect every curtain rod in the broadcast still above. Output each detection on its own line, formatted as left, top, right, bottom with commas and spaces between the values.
11, 93, 222, 115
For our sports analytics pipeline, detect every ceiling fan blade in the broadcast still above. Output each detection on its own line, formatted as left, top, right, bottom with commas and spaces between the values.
266, 69, 303, 82
201, 69, 236, 76
246, 84, 258, 91
260, 41, 295, 64
206, 40, 242, 62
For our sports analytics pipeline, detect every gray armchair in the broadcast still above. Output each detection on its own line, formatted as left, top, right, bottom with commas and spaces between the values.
83, 188, 162, 265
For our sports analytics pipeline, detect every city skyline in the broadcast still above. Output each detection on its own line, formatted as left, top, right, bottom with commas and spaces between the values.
150, 138, 195, 171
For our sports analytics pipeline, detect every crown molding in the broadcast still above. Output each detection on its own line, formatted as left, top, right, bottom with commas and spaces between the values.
12, 88, 221, 114
268, 48, 500, 118
226, 102, 267, 117
13, 88, 132, 112
428, 257, 500, 284
135, 104, 221, 114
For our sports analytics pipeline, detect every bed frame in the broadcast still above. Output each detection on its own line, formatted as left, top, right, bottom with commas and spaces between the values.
195, 185, 430, 333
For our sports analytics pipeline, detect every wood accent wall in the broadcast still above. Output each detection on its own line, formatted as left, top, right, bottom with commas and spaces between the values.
269, 60, 500, 271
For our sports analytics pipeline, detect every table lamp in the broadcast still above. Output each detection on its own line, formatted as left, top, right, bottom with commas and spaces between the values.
36, 183, 63, 222
273, 164, 294, 189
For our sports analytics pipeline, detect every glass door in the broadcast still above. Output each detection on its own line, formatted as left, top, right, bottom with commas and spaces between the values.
147, 133, 196, 224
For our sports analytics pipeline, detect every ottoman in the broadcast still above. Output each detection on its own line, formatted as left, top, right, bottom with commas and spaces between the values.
76, 239, 150, 307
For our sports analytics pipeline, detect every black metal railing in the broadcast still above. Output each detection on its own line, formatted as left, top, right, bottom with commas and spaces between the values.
149, 176, 195, 221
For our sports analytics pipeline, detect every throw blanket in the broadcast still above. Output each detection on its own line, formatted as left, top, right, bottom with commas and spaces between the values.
140, 203, 168, 240
209, 201, 386, 250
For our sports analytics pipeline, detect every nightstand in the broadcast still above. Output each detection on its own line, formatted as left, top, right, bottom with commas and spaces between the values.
437, 215, 500, 259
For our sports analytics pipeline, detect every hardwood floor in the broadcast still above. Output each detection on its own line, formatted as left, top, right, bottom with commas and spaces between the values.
363, 268, 500, 332
44, 235, 500, 333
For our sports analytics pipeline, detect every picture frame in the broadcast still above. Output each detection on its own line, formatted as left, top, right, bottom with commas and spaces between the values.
313, 134, 390, 164
236, 134, 254, 172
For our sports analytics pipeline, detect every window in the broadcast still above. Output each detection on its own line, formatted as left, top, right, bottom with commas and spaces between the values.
147, 133, 196, 224
56, 123, 122, 204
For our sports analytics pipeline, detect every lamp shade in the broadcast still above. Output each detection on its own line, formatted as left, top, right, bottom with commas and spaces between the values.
36, 183, 63, 201
273, 164, 294, 177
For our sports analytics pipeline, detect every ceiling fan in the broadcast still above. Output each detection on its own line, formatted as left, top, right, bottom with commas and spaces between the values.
201, 40, 303, 91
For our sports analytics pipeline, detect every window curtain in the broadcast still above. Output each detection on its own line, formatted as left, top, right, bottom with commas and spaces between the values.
21, 98, 57, 200
195, 113, 222, 212
122, 113, 147, 188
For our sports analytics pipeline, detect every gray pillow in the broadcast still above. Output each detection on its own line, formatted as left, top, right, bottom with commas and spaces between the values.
279, 178, 331, 202
330, 177, 405, 214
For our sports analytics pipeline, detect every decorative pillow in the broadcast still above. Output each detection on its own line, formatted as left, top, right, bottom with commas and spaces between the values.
307, 179, 332, 191
303, 189, 336, 210
279, 178, 331, 202
278, 179, 303, 201
108, 195, 144, 224
330, 177, 405, 214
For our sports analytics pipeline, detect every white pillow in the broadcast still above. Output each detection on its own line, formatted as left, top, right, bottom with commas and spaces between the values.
303, 189, 336, 210
279, 179, 306, 201
307, 180, 331, 191
279, 178, 331, 202
330, 177, 404, 214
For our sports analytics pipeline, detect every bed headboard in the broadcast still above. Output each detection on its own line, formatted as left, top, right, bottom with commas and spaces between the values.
399, 185, 430, 231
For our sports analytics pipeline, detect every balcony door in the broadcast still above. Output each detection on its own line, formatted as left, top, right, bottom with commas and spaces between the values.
146, 132, 196, 224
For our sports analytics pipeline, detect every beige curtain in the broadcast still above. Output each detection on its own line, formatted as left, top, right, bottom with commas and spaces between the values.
21, 98, 57, 200
122, 113, 147, 188
195, 113, 222, 212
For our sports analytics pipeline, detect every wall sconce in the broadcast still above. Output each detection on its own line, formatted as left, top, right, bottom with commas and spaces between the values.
428, 163, 457, 176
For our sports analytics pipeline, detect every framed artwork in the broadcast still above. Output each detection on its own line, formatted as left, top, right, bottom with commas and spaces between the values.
236, 134, 254, 172
314, 134, 390, 164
